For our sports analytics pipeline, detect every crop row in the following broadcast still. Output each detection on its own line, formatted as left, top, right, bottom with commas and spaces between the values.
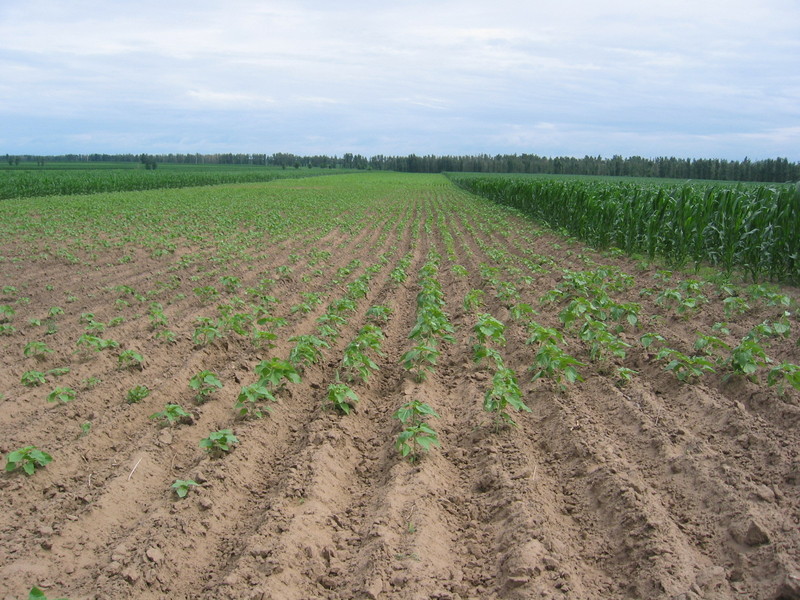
449, 173, 800, 283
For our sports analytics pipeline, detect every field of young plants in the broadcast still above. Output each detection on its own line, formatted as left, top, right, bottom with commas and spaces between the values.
1, 172, 799, 600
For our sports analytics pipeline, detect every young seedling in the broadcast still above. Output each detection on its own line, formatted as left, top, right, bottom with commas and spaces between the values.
28, 587, 70, 600
189, 370, 223, 403
253, 357, 301, 389
234, 382, 276, 419
172, 479, 199, 498
21, 370, 47, 387
126, 384, 150, 404
150, 403, 191, 427
767, 362, 800, 394
5, 446, 52, 476
484, 367, 530, 429
400, 343, 440, 382
118, 349, 144, 370
47, 386, 76, 404
23, 341, 53, 360
199, 429, 239, 457
327, 382, 359, 415
394, 399, 441, 463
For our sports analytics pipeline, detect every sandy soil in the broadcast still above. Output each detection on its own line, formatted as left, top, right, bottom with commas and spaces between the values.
1, 174, 799, 600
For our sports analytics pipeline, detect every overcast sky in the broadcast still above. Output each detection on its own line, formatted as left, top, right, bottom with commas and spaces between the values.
1, 0, 798, 160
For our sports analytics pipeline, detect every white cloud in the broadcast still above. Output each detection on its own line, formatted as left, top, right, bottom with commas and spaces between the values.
0, 0, 798, 159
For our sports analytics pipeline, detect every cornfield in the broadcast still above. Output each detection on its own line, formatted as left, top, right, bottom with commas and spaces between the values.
448, 173, 800, 283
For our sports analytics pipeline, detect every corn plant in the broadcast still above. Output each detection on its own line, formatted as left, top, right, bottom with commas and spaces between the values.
5, 446, 52, 476
189, 370, 223, 403
394, 399, 441, 462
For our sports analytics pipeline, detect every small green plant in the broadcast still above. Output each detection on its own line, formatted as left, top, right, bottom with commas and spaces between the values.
78, 421, 92, 438
400, 343, 440, 382
126, 384, 150, 404
81, 376, 101, 389
288, 334, 329, 370
150, 403, 191, 427
193, 285, 219, 303
615, 366, 638, 386
220, 275, 241, 293
463, 289, 485, 312
75, 334, 119, 354
172, 479, 199, 498
23, 341, 53, 360
199, 429, 239, 456
27, 586, 70, 600
529, 344, 585, 389
21, 370, 47, 387
5, 446, 52, 475
234, 382, 276, 419
484, 367, 530, 428
722, 295, 750, 318
189, 370, 223, 403
366, 304, 392, 323
726, 339, 771, 379
117, 349, 144, 370
767, 362, 800, 394
47, 386, 76, 404
47, 306, 64, 318
451, 264, 468, 277
0, 323, 15, 335
656, 348, 716, 382
327, 382, 359, 415
394, 399, 441, 463
253, 357, 301, 389
192, 317, 222, 346
0, 304, 17, 323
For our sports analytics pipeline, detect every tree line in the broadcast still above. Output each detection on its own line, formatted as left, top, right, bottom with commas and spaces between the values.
5, 152, 798, 183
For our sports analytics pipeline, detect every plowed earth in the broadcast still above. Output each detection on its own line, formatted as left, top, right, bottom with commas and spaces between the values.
0, 173, 799, 600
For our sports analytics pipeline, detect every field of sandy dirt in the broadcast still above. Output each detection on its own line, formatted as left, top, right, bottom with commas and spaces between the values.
1, 173, 799, 600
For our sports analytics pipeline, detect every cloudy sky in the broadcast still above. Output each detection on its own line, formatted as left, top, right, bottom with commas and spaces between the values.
1, 0, 798, 160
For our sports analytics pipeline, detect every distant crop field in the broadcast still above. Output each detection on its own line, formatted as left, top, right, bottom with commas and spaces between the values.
1, 172, 798, 599
0, 162, 345, 200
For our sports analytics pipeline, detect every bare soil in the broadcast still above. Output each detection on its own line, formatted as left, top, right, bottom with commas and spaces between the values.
1, 175, 799, 600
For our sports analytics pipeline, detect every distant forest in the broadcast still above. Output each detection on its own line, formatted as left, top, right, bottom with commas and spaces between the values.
7, 152, 799, 183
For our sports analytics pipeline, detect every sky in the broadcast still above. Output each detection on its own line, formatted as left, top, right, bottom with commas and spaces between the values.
1, 0, 799, 160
